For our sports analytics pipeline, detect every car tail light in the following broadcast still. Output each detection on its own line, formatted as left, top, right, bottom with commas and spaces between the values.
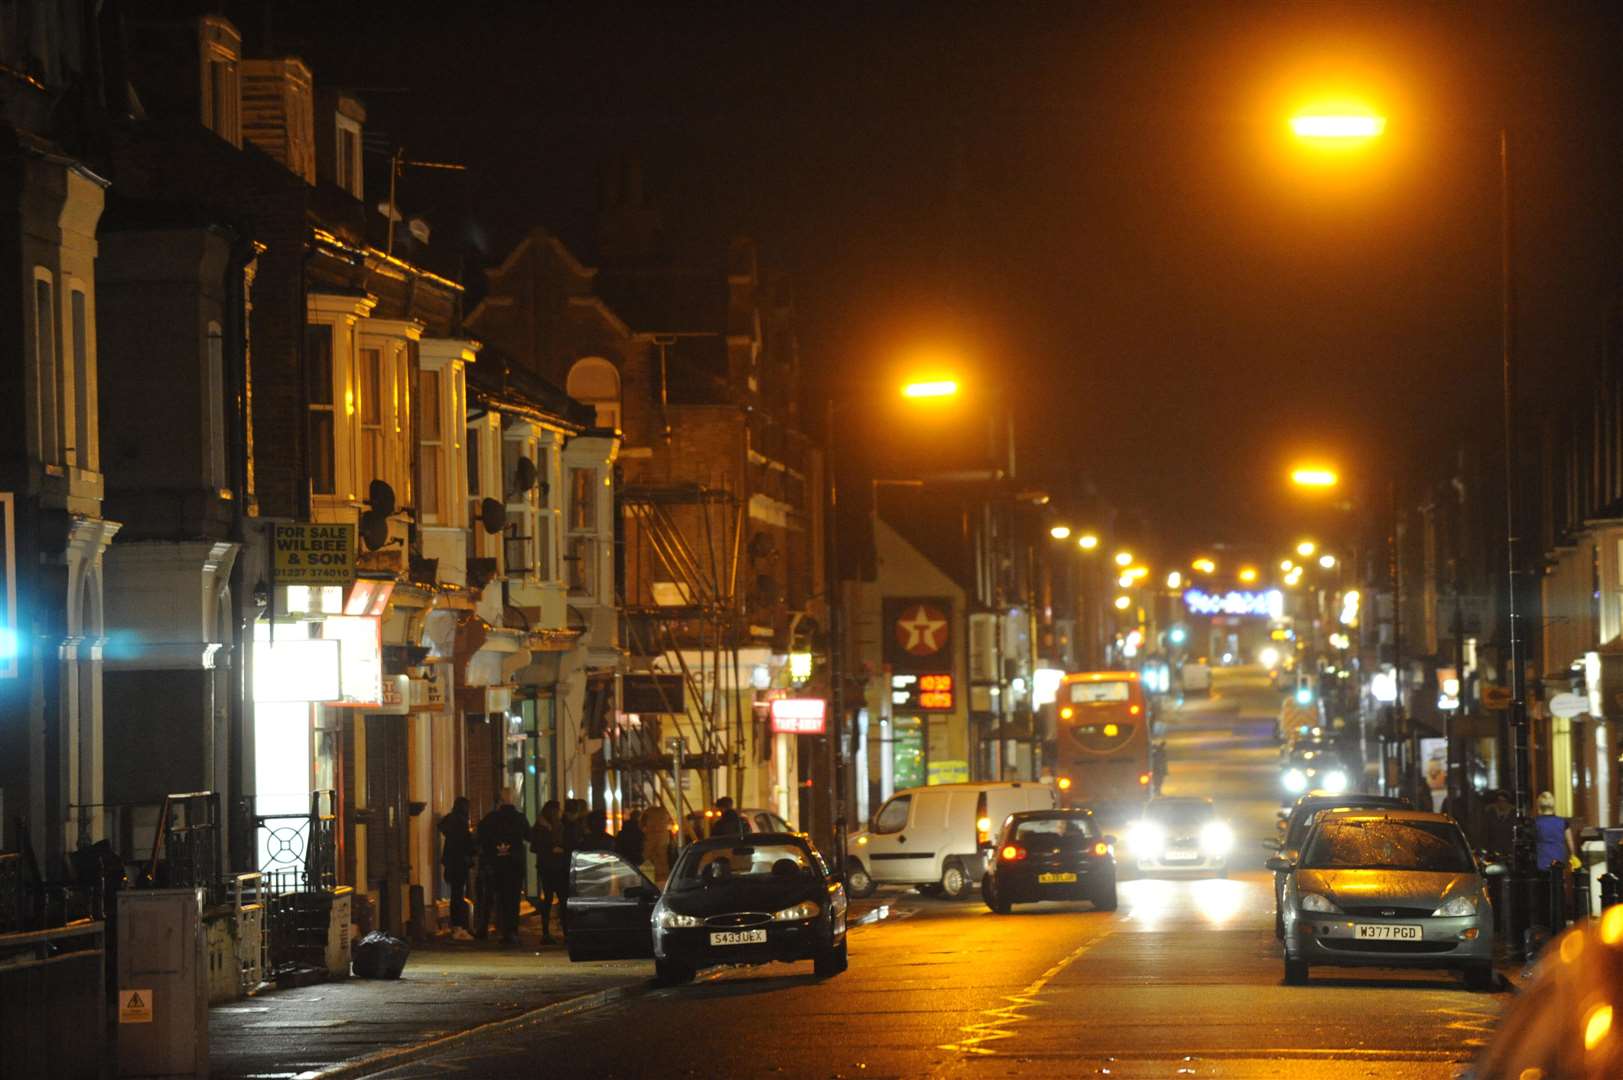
1000, 844, 1026, 862
1057, 776, 1073, 791
1092, 842, 1110, 857
1060, 706, 1074, 720
1139, 772, 1152, 786
976, 791, 991, 847
1129, 704, 1141, 716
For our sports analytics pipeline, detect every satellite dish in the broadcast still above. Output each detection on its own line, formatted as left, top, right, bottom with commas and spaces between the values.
368, 479, 397, 516
511, 456, 537, 495
479, 498, 507, 534
359, 509, 390, 551
748, 531, 777, 561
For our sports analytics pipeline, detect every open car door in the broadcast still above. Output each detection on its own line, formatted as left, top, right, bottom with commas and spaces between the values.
566, 850, 658, 961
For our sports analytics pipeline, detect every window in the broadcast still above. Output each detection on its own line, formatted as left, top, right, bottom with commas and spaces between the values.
34, 273, 59, 465
306, 324, 335, 495
872, 795, 911, 834
572, 851, 651, 898
467, 425, 481, 497
360, 347, 383, 488
418, 368, 441, 519
336, 123, 361, 197
70, 289, 89, 470
205, 321, 225, 490
567, 535, 593, 595
570, 468, 596, 531
565, 357, 621, 432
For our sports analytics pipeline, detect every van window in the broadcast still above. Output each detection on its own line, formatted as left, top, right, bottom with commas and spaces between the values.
873, 795, 911, 834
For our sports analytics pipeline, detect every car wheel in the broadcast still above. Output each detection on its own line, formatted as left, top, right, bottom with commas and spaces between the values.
1464, 963, 1495, 992
1091, 877, 1119, 912
846, 860, 877, 899
940, 859, 971, 900
983, 875, 1012, 915
1283, 957, 1309, 985
814, 937, 848, 978
654, 957, 695, 987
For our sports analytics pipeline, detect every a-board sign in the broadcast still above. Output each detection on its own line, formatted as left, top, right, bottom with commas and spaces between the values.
273, 523, 355, 585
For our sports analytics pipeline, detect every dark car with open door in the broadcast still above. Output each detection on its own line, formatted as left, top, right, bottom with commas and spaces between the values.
565, 833, 848, 987
982, 809, 1117, 913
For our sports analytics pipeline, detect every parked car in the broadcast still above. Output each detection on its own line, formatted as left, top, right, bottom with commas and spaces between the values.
1268, 791, 1413, 938
1128, 796, 1232, 877
982, 808, 1117, 914
1466, 907, 1623, 1078
1271, 808, 1499, 989
564, 832, 848, 987
846, 781, 1059, 900
740, 808, 793, 835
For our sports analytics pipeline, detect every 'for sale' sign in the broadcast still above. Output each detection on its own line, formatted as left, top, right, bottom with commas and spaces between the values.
274, 523, 355, 586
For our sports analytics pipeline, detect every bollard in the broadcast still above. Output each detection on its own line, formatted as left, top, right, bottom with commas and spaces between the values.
1548, 860, 1568, 933
1602, 872, 1623, 910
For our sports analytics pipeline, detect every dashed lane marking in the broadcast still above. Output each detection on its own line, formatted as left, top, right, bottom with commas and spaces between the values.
935, 931, 1112, 1057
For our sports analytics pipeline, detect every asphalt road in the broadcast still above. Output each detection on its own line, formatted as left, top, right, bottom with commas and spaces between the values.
367, 668, 1507, 1079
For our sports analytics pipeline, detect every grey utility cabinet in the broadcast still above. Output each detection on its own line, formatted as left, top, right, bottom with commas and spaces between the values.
117, 887, 208, 1079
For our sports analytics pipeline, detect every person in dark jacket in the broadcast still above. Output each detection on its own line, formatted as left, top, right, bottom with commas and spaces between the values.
616, 810, 646, 867
437, 796, 475, 940
710, 796, 745, 837
532, 800, 566, 944
580, 808, 614, 851
477, 788, 531, 946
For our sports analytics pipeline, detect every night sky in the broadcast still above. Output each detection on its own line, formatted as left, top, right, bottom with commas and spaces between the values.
249, 1, 1623, 555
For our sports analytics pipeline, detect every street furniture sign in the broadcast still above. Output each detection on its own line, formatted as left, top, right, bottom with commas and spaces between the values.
118, 988, 153, 1024
1482, 685, 1513, 711
1549, 692, 1588, 719
273, 522, 355, 585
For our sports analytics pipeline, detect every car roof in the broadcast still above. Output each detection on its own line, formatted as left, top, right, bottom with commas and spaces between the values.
1313, 808, 1456, 825
1008, 807, 1095, 819
681, 832, 811, 853
1294, 791, 1406, 810
890, 781, 1048, 793
1150, 796, 1213, 806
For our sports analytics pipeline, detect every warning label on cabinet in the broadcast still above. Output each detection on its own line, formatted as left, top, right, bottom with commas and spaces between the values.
118, 988, 153, 1024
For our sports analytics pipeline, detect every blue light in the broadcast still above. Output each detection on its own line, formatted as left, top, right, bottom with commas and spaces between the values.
1295, 687, 1313, 706
1169, 627, 1187, 645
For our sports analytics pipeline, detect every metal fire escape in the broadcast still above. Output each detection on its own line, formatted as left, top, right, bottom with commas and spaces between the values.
615, 482, 748, 828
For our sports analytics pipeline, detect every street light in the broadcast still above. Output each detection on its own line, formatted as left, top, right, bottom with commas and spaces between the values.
1289, 112, 1387, 140
1049, 524, 1072, 540
1290, 466, 1339, 489
1191, 557, 1216, 575
1319, 553, 1337, 570
1113, 595, 1131, 611
1166, 571, 1182, 590
1280, 559, 1294, 572
1238, 566, 1259, 584
1077, 533, 1100, 551
1295, 540, 1316, 558
1114, 551, 1134, 568
900, 378, 960, 399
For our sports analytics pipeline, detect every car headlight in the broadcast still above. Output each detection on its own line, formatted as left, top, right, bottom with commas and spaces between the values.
659, 911, 701, 929
1300, 892, 1341, 914
1321, 770, 1348, 793
1283, 769, 1308, 794
1433, 895, 1478, 917
1200, 821, 1234, 856
772, 900, 821, 922
1128, 822, 1165, 855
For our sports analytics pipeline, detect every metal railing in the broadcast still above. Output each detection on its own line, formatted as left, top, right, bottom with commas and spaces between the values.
241, 790, 338, 896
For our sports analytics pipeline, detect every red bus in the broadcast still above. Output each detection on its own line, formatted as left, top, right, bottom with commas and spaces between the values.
1052, 671, 1153, 813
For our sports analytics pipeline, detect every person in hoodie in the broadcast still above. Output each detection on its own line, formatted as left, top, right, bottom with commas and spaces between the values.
477, 788, 530, 946
437, 796, 475, 940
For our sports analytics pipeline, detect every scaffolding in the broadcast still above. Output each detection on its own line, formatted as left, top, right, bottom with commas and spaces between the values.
614, 481, 749, 830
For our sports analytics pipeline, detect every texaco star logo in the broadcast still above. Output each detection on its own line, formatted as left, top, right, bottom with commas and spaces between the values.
895, 604, 949, 656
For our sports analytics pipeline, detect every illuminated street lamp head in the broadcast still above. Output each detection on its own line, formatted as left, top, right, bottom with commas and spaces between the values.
1166, 571, 1182, 590
1118, 572, 1135, 589
1296, 540, 1316, 558
1077, 533, 1100, 551
1049, 524, 1072, 541
1192, 557, 1216, 575
900, 378, 959, 400
1237, 566, 1259, 584
1280, 559, 1294, 573
1113, 595, 1132, 611
1319, 553, 1337, 569
1290, 113, 1387, 140
1290, 466, 1339, 489
1114, 551, 1134, 568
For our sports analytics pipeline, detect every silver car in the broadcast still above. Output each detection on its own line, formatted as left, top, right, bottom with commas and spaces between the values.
1271, 808, 1498, 990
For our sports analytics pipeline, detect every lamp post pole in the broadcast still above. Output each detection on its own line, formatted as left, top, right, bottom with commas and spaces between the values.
825, 396, 849, 879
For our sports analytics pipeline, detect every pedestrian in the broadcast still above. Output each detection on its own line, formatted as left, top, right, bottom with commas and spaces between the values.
437, 796, 475, 941
1533, 791, 1575, 872
1482, 789, 1516, 858
616, 809, 647, 867
1151, 741, 1168, 795
710, 795, 744, 837
532, 800, 566, 945
642, 803, 675, 883
477, 788, 531, 946
580, 807, 614, 851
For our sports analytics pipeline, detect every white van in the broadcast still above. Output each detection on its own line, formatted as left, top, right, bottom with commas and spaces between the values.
1182, 661, 1212, 696
846, 782, 1059, 900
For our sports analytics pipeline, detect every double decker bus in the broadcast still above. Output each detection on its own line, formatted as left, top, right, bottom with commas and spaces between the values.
1052, 671, 1153, 814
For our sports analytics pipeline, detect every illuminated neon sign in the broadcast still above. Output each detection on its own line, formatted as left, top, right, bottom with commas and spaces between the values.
1182, 588, 1284, 619
770, 697, 827, 734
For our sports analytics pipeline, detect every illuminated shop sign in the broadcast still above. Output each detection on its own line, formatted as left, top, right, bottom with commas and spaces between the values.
892, 673, 955, 712
1182, 588, 1284, 619
324, 614, 383, 706
769, 697, 827, 735
252, 639, 341, 702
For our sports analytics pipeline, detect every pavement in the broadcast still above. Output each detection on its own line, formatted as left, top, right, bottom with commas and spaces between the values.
215, 668, 1532, 1080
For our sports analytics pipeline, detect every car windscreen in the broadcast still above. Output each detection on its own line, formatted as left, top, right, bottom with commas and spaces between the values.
1286, 800, 1395, 849
1069, 681, 1130, 704
1300, 819, 1474, 873
1011, 816, 1097, 846
668, 842, 814, 893
1145, 801, 1212, 827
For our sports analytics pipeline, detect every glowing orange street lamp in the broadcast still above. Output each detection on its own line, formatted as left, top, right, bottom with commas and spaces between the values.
900, 378, 960, 399
1290, 113, 1387, 140
1290, 466, 1339, 490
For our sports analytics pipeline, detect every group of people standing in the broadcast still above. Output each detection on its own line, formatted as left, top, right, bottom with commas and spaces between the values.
438, 790, 717, 946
